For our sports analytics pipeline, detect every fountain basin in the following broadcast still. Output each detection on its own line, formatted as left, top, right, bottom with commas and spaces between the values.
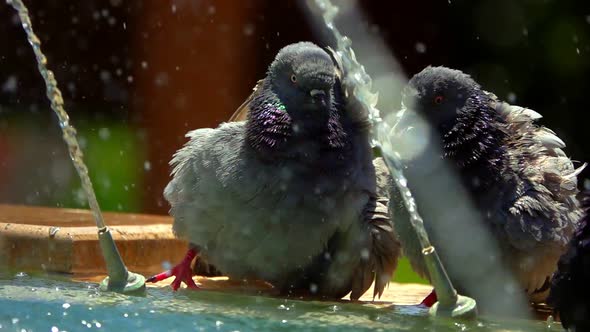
0, 204, 183, 276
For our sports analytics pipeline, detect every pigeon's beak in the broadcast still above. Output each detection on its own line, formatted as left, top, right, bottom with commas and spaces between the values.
310, 89, 328, 106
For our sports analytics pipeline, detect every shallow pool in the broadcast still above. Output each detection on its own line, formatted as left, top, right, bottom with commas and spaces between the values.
0, 272, 560, 332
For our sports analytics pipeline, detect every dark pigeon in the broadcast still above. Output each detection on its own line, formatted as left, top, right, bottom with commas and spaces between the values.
549, 184, 590, 331
148, 42, 400, 300
392, 66, 585, 307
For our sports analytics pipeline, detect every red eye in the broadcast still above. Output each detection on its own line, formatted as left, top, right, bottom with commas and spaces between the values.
434, 95, 444, 105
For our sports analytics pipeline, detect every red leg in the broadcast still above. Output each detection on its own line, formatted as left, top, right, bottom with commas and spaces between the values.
420, 289, 437, 307
147, 248, 200, 291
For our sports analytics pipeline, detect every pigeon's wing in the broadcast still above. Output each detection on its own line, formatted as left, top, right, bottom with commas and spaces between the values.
164, 122, 250, 240
492, 101, 585, 296
228, 80, 263, 122
495, 101, 585, 247
350, 195, 401, 300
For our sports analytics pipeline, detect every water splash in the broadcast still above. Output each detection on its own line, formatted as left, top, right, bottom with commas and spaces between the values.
312, 0, 432, 253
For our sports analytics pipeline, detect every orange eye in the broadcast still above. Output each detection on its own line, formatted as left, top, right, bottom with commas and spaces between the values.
290, 74, 297, 83
434, 95, 444, 105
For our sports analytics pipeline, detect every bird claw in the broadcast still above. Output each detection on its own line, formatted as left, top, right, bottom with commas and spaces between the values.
420, 290, 438, 307
171, 273, 199, 291
147, 248, 200, 291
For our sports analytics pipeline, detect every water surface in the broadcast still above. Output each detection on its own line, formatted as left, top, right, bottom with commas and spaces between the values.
0, 273, 560, 332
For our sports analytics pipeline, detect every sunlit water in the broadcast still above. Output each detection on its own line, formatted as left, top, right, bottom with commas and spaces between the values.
311, 0, 432, 251
0, 273, 560, 332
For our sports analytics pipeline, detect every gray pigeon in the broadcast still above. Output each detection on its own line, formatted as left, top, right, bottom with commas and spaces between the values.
391, 66, 584, 307
147, 42, 400, 300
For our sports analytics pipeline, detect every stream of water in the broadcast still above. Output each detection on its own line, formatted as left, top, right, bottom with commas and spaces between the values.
311, 0, 433, 250
6, 0, 107, 231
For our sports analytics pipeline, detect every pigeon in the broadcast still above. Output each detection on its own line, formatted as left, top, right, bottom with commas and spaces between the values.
548, 184, 590, 331
391, 66, 585, 308
147, 42, 400, 300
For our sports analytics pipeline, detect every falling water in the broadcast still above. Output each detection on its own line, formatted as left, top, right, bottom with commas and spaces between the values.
6, 0, 146, 293
6, 0, 106, 230
311, 0, 432, 250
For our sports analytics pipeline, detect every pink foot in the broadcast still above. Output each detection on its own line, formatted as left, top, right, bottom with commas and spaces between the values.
420, 289, 437, 307
147, 249, 200, 291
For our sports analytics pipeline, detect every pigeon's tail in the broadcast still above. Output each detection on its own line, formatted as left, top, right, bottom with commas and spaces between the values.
548, 187, 590, 331
351, 195, 401, 300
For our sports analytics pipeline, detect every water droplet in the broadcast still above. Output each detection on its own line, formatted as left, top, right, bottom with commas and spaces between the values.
576, 47, 580, 55
141, 61, 148, 69
573, 35, 579, 43
171, 4, 177, 13
99, 70, 111, 82
51, 326, 58, 332
398, 178, 407, 187
414, 42, 426, 54
98, 127, 110, 140
360, 248, 369, 260
507, 92, 517, 103
243, 23, 254, 36
62, 303, 71, 309
2, 75, 18, 93
154, 72, 169, 86
144, 161, 152, 171
309, 283, 318, 294
546, 315, 554, 328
